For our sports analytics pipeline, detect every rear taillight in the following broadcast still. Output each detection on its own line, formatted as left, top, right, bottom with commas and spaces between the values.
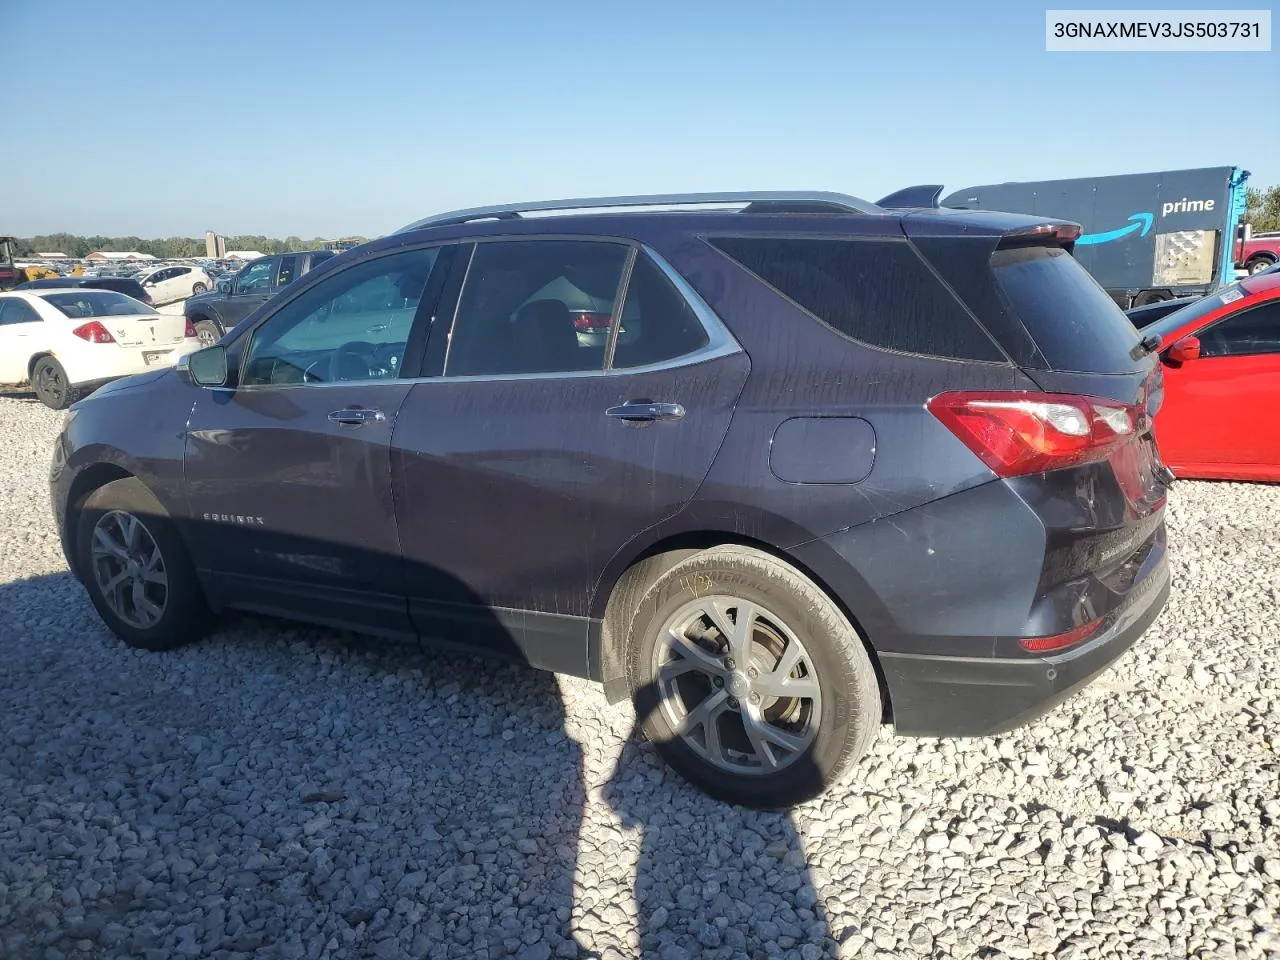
928, 391, 1138, 478
1018, 618, 1103, 653
184, 319, 197, 338
72, 321, 115, 344
142, 294, 153, 305
571, 312, 613, 331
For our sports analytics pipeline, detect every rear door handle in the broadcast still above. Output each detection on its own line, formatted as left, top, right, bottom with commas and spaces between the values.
605, 401, 686, 423
328, 407, 386, 425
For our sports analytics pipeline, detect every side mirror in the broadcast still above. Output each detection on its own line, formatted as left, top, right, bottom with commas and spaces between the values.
1165, 336, 1201, 364
184, 345, 228, 387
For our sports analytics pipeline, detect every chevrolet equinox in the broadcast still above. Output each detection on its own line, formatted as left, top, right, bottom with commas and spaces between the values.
50, 190, 1172, 807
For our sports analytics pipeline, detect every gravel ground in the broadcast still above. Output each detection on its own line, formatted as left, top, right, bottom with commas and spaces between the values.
0, 395, 1277, 960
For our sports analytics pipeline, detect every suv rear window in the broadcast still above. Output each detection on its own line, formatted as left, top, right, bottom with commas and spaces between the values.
708, 237, 1003, 361
991, 246, 1141, 374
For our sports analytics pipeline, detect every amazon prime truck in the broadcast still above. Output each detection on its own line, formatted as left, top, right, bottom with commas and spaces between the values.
943, 166, 1250, 307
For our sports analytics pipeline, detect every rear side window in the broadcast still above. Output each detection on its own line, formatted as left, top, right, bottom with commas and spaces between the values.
708, 236, 1003, 361
991, 246, 1140, 374
445, 240, 628, 377
40, 291, 154, 318
612, 254, 710, 369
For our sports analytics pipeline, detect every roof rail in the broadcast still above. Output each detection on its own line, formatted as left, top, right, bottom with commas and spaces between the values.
876, 185, 944, 209
396, 191, 884, 233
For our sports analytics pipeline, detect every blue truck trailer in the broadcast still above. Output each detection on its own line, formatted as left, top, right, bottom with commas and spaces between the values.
942, 166, 1250, 308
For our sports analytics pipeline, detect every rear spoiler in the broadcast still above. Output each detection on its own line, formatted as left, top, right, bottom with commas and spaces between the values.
876, 185, 944, 209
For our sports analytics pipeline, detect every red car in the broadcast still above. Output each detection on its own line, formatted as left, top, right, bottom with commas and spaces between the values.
1141, 271, 1280, 481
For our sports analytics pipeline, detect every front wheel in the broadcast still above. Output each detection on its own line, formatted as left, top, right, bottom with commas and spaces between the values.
76, 478, 209, 651
31, 356, 77, 409
625, 545, 882, 808
191, 282, 208, 294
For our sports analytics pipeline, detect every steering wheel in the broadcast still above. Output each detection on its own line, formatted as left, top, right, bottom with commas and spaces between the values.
303, 341, 378, 383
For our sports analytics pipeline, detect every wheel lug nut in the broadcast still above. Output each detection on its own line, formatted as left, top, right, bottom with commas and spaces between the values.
713, 677, 724, 688
750, 692, 761, 704
747, 666, 758, 679
724, 658, 736, 670
726, 696, 739, 709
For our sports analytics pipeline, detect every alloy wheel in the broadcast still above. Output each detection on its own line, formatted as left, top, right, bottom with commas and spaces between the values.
652, 595, 822, 774
90, 510, 168, 629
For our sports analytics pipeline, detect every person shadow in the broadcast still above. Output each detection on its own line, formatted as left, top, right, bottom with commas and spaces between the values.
604, 679, 836, 960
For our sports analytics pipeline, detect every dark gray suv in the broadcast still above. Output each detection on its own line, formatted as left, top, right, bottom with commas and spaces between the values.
50, 191, 1171, 807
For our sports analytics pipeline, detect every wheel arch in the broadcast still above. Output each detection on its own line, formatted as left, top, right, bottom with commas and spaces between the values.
27, 351, 53, 379
590, 529, 892, 720
64, 463, 137, 578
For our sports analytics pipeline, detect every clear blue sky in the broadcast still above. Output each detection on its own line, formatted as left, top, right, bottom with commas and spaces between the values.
3, 0, 1275, 238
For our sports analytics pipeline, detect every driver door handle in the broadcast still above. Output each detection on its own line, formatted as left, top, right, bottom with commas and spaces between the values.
328, 407, 385, 426
605, 401, 686, 423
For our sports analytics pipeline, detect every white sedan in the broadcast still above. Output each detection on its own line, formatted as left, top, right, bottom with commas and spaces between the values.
136, 265, 214, 305
0, 289, 200, 409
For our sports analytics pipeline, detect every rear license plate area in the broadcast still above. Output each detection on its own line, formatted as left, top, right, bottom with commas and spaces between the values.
142, 350, 170, 366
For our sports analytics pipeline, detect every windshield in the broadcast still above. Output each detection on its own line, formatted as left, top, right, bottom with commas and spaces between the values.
1141, 279, 1255, 343
40, 290, 157, 318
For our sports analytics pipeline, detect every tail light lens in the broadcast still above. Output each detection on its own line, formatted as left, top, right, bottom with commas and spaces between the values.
72, 321, 115, 344
571, 311, 613, 331
1019, 618, 1103, 653
184, 319, 197, 338
928, 391, 1138, 478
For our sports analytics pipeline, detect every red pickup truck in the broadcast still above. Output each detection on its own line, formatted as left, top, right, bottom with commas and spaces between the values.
1236, 231, 1280, 274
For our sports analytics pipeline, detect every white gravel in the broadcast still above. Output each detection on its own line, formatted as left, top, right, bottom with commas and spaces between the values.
1, 395, 1277, 960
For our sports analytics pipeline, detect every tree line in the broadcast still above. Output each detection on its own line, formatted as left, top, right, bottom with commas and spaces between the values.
1245, 184, 1280, 233
11, 233, 368, 259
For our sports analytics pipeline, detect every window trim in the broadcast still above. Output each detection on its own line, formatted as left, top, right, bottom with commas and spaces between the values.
232, 245, 450, 392
433, 237, 741, 383
1192, 297, 1280, 359
702, 232, 1012, 366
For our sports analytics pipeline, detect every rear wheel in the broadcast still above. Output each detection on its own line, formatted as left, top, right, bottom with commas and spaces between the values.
625, 545, 881, 808
193, 319, 220, 347
76, 478, 209, 651
1247, 257, 1275, 276
31, 357, 76, 410
1131, 291, 1171, 308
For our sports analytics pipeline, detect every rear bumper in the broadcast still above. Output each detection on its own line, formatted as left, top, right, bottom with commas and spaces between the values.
883, 555, 1170, 736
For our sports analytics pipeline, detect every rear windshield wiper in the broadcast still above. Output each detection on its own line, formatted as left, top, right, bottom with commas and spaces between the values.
1130, 334, 1161, 360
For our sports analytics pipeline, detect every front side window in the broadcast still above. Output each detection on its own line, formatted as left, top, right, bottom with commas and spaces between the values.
1198, 301, 1280, 358
241, 247, 438, 387
445, 240, 628, 376
237, 260, 275, 293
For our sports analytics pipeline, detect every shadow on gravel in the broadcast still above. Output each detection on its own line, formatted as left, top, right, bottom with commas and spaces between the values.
0, 569, 591, 960
606, 687, 836, 959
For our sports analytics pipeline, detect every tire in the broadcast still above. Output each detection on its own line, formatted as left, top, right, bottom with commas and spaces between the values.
624, 545, 881, 808
31, 356, 77, 410
191, 282, 208, 294
1247, 257, 1275, 276
1131, 291, 1171, 308
193, 319, 221, 347
75, 477, 209, 651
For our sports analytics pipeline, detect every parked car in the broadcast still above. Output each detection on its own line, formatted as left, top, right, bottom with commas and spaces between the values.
183, 251, 336, 345
136, 265, 213, 305
15, 275, 154, 306
51, 191, 1171, 807
1236, 230, 1280, 275
1138, 270, 1280, 481
0, 289, 199, 409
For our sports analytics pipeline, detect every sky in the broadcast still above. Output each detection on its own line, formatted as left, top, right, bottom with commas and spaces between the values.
2, 0, 1276, 239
